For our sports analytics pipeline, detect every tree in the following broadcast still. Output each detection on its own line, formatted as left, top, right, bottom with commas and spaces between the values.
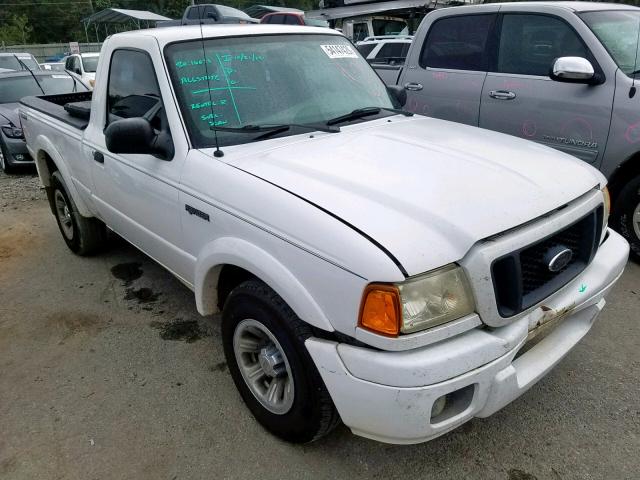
0, 15, 33, 46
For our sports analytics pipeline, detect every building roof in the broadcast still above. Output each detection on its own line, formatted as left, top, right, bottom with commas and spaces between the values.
244, 5, 303, 19
306, 0, 432, 20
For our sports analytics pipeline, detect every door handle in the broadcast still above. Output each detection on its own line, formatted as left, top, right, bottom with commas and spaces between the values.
93, 151, 104, 163
489, 90, 516, 100
404, 82, 424, 91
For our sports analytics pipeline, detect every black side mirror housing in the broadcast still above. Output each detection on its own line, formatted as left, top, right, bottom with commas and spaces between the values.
387, 85, 407, 108
105, 117, 172, 160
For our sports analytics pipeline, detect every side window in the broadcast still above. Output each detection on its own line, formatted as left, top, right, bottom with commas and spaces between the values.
107, 50, 162, 124
357, 43, 376, 58
285, 15, 300, 25
262, 15, 272, 24
270, 14, 285, 24
421, 14, 495, 71
497, 14, 587, 76
186, 7, 199, 20
353, 23, 369, 42
377, 43, 406, 60
65, 57, 72, 70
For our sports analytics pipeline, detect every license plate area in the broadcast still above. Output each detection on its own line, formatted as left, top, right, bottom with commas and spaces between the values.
516, 303, 576, 358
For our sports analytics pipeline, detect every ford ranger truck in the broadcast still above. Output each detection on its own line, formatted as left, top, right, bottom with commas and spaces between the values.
374, 2, 640, 262
20, 25, 629, 444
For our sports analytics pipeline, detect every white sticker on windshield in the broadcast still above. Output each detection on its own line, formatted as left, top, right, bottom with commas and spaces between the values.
52, 75, 69, 78
320, 44, 358, 59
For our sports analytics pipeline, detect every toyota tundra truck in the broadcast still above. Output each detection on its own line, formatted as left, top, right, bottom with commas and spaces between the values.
20, 24, 629, 444
375, 2, 640, 263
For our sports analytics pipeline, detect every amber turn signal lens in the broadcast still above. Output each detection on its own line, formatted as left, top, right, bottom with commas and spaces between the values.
359, 284, 401, 336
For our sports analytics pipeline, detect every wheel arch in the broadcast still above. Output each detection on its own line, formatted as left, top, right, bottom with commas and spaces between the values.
194, 237, 335, 332
33, 136, 92, 217
608, 152, 640, 205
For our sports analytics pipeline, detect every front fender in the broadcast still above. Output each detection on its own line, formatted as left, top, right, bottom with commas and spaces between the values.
195, 237, 335, 332
34, 134, 92, 217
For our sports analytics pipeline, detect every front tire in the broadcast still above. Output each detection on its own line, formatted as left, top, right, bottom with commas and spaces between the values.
611, 175, 640, 262
222, 280, 340, 443
0, 139, 14, 174
51, 171, 106, 255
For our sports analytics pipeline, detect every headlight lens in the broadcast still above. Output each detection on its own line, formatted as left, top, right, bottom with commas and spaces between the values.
398, 265, 475, 333
359, 264, 476, 336
1, 125, 24, 139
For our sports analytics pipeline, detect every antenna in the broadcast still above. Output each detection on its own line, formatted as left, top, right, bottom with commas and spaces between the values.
197, 4, 224, 157
630, 18, 640, 99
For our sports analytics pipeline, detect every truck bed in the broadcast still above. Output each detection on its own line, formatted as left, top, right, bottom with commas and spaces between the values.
20, 92, 92, 130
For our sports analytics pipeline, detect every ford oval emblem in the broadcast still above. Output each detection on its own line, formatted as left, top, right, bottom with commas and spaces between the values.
546, 247, 573, 273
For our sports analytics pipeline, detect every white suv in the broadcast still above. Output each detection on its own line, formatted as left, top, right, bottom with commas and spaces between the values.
356, 35, 413, 65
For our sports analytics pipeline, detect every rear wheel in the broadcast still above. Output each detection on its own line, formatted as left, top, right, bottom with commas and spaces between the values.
51, 171, 106, 255
222, 280, 340, 443
611, 175, 640, 262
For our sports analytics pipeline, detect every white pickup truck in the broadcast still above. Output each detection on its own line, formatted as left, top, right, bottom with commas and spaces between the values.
21, 25, 629, 444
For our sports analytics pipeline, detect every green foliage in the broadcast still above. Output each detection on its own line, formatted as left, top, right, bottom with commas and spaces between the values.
0, 14, 33, 45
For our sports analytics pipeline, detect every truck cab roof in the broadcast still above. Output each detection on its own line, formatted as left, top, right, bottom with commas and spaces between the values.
462, 1, 640, 12
109, 24, 340, 48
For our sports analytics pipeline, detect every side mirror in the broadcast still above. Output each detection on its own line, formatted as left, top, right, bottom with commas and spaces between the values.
75, 68, 82, 75
550, 57, 600, 84
387, 85, 407, 108
105, 117, 171, 159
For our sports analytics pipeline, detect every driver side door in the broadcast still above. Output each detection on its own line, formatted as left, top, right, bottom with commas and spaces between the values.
85, 44, 189, 280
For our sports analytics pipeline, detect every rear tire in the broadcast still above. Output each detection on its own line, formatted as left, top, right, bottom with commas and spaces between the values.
222, 280, 340, 443
51, 171, 106, 255
611, 175, 640, 262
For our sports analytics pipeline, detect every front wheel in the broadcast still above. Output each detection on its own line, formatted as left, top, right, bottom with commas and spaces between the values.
611, 175, 640, 262
0, 139, 14, 174
221, 280, 340, 443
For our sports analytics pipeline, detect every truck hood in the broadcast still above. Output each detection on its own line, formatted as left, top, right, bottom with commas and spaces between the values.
222, 116, 604, 277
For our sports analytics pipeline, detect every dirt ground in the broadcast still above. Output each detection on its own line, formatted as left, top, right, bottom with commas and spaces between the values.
1, 170, 639, 480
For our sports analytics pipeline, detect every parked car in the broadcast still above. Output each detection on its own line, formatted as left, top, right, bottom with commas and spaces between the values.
21, 25, 627, 445
41, 62, 66, 72
0, 53, 41, 72
357, 35, 413, 65
374, 1, 640, 261
64, 53, 99, 88
157, 4, 258, 27
260, 11, 329, 27
0, 71, 88, 173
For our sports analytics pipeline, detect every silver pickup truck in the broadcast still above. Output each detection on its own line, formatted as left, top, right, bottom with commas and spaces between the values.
375, 1, 640, 260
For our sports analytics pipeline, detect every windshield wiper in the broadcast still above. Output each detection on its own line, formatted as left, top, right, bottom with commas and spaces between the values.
14, 55, 45, 95
326, 106, 413, 126
211, 123, 339, 142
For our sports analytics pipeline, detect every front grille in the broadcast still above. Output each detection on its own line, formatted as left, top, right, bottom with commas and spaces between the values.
492, 206, 603, 317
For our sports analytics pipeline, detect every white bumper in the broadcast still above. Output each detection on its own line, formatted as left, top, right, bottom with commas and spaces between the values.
306, 229, 629, 444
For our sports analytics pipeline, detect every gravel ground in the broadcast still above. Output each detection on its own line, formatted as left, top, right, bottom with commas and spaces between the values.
0, 170, 639, 480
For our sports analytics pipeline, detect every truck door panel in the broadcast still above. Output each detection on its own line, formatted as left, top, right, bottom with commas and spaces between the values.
479, 13, 614, 165
400, 13, 497, 126
86, 44, 191, 281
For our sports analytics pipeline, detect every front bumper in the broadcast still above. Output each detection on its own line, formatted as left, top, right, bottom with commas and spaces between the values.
306, 229, 629, 444
1, 133, 32, 166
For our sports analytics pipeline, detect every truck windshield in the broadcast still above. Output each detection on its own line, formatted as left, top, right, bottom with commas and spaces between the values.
81, 56, 99, 73
581, 10, 640, 76
165, 34, 393, 148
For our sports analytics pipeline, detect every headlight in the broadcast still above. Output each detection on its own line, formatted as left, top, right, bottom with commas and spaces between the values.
359, 264, 475, 336
1, 125, 24, 139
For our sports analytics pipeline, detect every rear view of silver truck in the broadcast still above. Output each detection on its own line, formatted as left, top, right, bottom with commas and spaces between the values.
375, 2, 640, 260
